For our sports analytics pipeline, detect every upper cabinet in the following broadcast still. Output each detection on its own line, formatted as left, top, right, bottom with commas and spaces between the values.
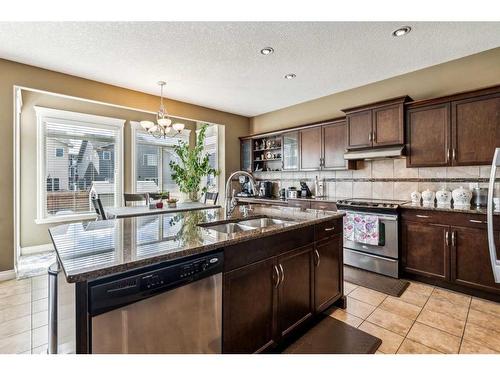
240, 139, 253, 172
322, 120, 354, 170
406, 87, 500, 167
343, 96, 410, 150
282, 131, 299, 171
299, 127, 322, 170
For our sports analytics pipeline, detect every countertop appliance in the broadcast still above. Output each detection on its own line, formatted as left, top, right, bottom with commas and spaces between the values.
279, 188, 286, 200
235, 175, 255, 197
300, 181, 312, 198
487, 149, 500, 283
259, 181, 273, 198
471, 187, 488, 207
88, 251, 223, 353
336, 198, 409, 278
287, 187, 299, 199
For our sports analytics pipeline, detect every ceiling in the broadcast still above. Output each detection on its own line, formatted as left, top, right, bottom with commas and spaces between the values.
0, 22, 499, 117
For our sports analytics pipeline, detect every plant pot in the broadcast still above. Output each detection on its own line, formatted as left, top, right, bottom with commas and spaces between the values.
156, 201, 163, 209
181, 191, 199, 203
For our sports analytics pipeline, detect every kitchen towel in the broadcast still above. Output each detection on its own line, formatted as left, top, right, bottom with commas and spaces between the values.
343, 212, 379, 246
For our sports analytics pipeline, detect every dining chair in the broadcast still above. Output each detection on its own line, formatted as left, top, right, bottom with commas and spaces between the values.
124, 193, 149, 207
148, 192, 164, 201
91, 197, 107, 220
204, 191, 219, 205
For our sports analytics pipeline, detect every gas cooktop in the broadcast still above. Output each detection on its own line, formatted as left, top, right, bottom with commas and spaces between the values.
336, 198, 410, 210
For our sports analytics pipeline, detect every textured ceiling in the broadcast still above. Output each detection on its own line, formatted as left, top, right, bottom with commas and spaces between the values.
0, 22, 499, 116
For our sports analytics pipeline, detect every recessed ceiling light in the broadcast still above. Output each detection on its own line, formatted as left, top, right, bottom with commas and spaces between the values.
260, 47, 274, 55
392, 26, 411, 37
284, 73, 296, 80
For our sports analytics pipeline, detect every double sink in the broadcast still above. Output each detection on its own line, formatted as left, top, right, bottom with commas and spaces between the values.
199, 217, 296, 234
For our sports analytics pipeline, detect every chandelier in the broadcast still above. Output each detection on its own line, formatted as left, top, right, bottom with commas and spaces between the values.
140, 81, 185, 138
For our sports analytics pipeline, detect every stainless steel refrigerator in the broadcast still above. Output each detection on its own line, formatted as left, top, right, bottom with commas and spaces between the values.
488, 148, 500, 283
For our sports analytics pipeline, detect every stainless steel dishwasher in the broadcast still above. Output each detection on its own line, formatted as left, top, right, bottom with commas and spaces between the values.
88, 251, 223, 354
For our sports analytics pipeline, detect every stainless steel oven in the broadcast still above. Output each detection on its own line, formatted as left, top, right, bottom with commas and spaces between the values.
337, 199, 407, 278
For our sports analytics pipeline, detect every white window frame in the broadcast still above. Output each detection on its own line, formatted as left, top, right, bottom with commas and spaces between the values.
35, 106, 125, 224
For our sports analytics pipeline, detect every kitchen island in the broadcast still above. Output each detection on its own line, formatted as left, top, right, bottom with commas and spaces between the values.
49, 205, 345, 354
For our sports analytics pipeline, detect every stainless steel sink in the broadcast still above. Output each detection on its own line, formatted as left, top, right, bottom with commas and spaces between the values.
238, 218, 296, 228
202, 222, 256, 234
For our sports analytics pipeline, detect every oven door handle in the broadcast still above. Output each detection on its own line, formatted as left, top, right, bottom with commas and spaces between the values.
344, 211, 398, 221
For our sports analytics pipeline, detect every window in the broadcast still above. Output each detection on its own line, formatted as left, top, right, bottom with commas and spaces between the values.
198, 123, 219, 192
133, 123, 190, 198
36, 107, 124, 223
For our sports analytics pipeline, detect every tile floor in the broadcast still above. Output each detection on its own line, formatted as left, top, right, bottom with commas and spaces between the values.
1, 274, 500, 354
0, 275, 48, 354
327, 280, 500, 354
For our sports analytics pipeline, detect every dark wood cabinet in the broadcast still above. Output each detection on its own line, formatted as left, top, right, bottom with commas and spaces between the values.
314, 234, 342, 312
344, 96, 409, 151
223, 257, 277, 353
451, 92, 500, 166
406, 103, 450, 167
401, 208, 500, 301
322, 120, 353, 170
282, 131, 299, 171
347, 110, 372, 149
406, 87, 500, 167
277, 246, 314, 338
451, 226, 500, 294
373, 104, 404, 147
402, 220, 450, 280
299, 127, 322, 170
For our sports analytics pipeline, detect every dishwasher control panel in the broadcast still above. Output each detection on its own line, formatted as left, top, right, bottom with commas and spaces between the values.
89, 251, 223, 316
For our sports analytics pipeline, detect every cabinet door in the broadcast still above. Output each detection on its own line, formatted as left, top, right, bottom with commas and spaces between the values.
299, 127, 322, 170
347, 110, 372, 149
451, 226, 500, 294
372, 104, 404, 147
223, 257, 278, 353
402, 220, 450, 280
240, 139, 252, 172
282, 131, 299, 171
322, 121, 349, 170
277, 246, 314, 338
451, 93, 500, 166
314, 234, 342, 312
406, 103, 451, 167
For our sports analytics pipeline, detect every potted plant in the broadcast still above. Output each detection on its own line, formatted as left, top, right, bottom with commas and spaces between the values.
169, 124, 219, 202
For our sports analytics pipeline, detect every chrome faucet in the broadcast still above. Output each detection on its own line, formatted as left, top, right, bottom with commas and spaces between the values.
224, 171, 257, 217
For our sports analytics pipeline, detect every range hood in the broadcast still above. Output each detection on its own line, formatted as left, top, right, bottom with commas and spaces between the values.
344, 146, 405, 161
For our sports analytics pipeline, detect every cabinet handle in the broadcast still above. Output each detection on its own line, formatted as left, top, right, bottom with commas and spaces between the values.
416, 214, 430, 218
447, 149, 451, 162
452, 149, 456, 161
273, 265, 280, 288
372, 131, 376, 142
279, 264, 285, 285
451, 231, 456, 247
324, 226, 335, 232
469, 219, 485, 224
368, 132, 372, 142
314, 249, 320, 267
445, 231, 449, 246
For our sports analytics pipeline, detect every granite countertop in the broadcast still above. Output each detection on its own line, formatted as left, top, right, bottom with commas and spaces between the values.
49, 206, 344, 283
237, 196, 343, 204
400, 202, 500, 215
106, 202, 220, 218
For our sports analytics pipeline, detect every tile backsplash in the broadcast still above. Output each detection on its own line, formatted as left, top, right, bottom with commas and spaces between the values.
253, 158, 490, 201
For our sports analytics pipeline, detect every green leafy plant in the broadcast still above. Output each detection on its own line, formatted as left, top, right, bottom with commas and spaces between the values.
169, 124, 219, 201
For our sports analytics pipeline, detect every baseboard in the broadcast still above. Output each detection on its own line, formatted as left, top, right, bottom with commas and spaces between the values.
20, 243, 54, 255
0, 269, 16, 282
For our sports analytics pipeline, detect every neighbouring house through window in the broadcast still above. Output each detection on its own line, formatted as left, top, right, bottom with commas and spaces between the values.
35, 107, 124, 223
134, 126, 190, 198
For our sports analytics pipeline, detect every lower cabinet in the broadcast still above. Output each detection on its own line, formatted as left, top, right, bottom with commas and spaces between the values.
222, 223, 343, 353
451, 226, 500, 294
401, 210, 500, 298
277, 246, 314, 338
314, 234, 342, 311
401, 221, 450, 280
222, 257, 277, 354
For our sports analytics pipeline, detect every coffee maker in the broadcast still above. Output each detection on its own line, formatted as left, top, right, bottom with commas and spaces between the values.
235, 175, 255, 197
259, 181, 273, 198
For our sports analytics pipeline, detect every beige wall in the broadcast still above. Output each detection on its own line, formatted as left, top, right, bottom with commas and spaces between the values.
0, 58, 249, 271
250, 47, 500, 134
